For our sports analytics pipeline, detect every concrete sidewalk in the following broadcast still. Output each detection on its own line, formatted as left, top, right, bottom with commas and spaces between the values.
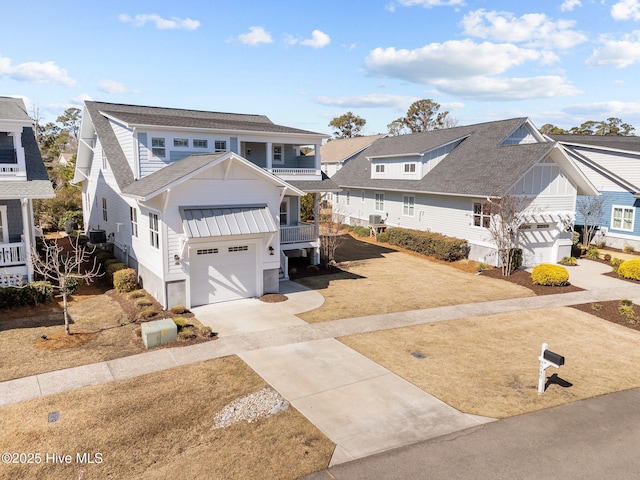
1, 266, 639, 467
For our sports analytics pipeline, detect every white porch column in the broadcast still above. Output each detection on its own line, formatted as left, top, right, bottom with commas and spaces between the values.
266, 141, 273, 170
312, 193, 320, 265
21, 198, 33, 282
314, 143, 322, 174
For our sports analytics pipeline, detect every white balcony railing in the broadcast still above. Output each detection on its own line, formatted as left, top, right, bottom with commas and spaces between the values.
281, 222, 318, 244
0, 242, 26, 267
268, 168, 320, 176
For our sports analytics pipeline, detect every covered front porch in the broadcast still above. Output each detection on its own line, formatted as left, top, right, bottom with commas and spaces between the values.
240, 141, 322, 181
0, 198, 37, 286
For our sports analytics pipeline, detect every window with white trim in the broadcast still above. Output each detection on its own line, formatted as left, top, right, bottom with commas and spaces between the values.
151, 138, 166, 157
280, 199, 289, 226
375, 193, 384, 212
101, 149, 108, 170
404, 163, 416, 173
130, 207, 138, 238
473, 202, 491, 228
193, 139, 208, 148
214, 140, 227, 152
611, 205, 635, 232
361, 190, 365, 203
273, 144, 284, 164
403, 195, 415, 216
346, 191, 350, 206
375, 164, 385, 173
102, 198, 108, 222
149, 213, 159, 249
173, 138, 188, 147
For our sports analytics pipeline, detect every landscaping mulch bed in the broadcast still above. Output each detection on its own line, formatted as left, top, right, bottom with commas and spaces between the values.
571, 300, 640, 332
480, 268, 583, 295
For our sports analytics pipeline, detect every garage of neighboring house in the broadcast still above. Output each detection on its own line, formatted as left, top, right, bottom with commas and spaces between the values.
518, 212, 574, 266
181, 206, 277, 306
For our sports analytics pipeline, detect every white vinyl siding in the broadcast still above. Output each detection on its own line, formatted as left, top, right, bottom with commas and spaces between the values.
570, 147, 640, 192
611, 205, 635, 232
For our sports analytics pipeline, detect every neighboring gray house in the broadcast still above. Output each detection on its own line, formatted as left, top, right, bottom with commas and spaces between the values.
552, 134, 640, 251
332, 118, 598, 266
0, 97, 55, 285
74, 101, 337, 308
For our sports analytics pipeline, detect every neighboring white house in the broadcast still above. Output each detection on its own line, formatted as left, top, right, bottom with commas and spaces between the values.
332, 118, 599, 267
552, 134, 640, 251
0, 97, 55, 286
321, 134, 386, 177
73, 101, 336, 308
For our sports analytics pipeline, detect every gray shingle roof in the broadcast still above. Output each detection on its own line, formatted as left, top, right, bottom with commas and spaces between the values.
87, 101, 327, 191
551, 134, 640, 153
332, 118, 555, 198
0, 97, 31, 122
0, 98, 54, 199
288, 171, 340, 193
122, 153, 226, 199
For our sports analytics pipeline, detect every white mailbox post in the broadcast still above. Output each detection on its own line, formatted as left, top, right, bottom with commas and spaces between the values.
538, 343, 565, 394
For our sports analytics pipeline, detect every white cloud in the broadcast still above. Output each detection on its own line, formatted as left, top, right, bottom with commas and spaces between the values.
98, 79, 138, 94
365, 40, 557, 83
301, 30, 331, 48
560, 0, 582, 12
0, 55, 76, 87
585, 31, 640, 67
389, 0, 465, 9
611, 0, 640, 20
563, 101, 640, 116
237, 26, 273, 46
316, 94, 419, 109
434, 75, 581, 100
71, 93, 92, 104
118, 13, 200, 30
461, 9, 587, 49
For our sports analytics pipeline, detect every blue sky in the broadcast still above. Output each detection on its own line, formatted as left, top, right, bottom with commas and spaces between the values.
2, 0, 640, 136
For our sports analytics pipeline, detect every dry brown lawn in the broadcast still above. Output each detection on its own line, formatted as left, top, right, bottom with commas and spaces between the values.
341, 307, 640, 419
0, 356, 334, 480
296, 249, 534, 323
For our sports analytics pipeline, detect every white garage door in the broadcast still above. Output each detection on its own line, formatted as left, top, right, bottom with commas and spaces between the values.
520, 225, 556, 266
191, 243, 257, 306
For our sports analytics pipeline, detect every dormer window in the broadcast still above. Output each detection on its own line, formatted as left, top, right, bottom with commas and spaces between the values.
404, 163, 416, 173
375, 164, 385, 173
152, 138, 166, 157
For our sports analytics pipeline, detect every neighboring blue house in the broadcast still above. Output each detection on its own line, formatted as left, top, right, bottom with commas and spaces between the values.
553, 135, 640, 250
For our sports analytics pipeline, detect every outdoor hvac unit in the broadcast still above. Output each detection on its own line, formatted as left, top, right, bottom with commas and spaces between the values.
88, 229, 107, 244
369, 214, 382, 225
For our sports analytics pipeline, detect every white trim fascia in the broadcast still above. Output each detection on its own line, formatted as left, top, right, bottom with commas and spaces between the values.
557, 140, 640, 157
367, 152, 424, 160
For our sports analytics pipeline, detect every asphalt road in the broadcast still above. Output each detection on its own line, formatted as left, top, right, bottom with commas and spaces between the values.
303, 387, 640, 480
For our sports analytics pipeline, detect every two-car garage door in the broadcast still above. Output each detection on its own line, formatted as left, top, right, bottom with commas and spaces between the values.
190, 243, 257, 306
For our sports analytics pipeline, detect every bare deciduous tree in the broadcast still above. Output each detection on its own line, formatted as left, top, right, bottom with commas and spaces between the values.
31, 237, 102, 335
576, 195, 606, 247
485, 194, 533, 276
319, 195, 350, 267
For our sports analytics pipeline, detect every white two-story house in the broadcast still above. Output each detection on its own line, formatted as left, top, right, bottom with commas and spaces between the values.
73, 101, 336, 308
332, 118, 599, 266
0, 97, 54, 286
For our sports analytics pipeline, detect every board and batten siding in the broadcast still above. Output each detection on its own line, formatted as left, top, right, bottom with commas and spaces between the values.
509, 158, 577, 211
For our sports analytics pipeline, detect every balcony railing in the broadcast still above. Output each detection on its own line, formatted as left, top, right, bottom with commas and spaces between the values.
0, 242, 26, 267
281, 222, 318, 244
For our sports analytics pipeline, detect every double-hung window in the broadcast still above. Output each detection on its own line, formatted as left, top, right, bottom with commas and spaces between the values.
473, 202, 491, 228
404, 163, 416, 174
130, 207, 138, 238
273, 144, 284, 164
102, 198, 108, 222
151, 138, 166, 157
611, 206, 635, 232
173, 138, 188, 148
375, 164, 385, 174
403, 195, 415, 216
149, 213, 159, 249
375, 193, 384, 212
214, 140, 227, 152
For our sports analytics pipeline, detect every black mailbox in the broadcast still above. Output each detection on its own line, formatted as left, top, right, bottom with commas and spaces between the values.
543, 349, 565, 366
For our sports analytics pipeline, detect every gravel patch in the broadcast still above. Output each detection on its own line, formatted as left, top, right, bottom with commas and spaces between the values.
212, 387, 290, 429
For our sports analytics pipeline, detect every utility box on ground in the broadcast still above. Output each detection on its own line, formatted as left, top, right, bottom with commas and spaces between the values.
141, 318, 177, 349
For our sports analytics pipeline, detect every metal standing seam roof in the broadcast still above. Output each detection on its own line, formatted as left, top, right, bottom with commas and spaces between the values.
180, 206, 277, 238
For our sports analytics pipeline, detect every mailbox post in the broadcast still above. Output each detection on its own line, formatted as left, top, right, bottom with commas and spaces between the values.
538, 343, 565, 394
